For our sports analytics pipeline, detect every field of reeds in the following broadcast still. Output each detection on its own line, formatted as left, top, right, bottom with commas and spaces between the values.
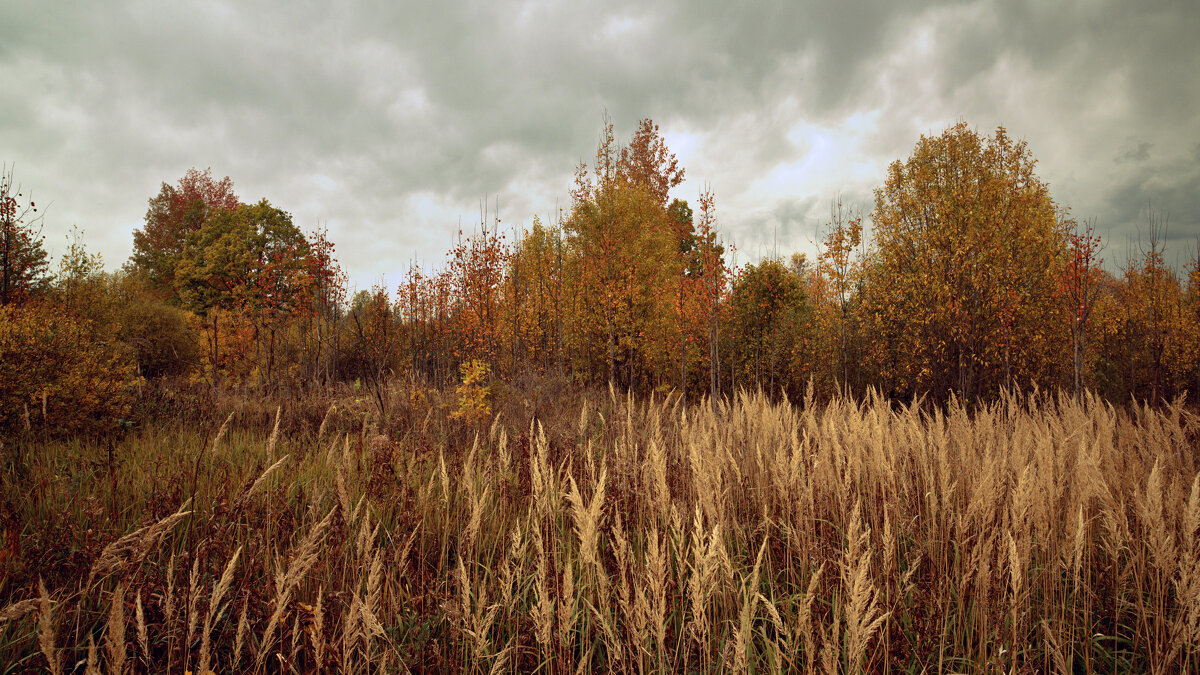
1, 384, 1199, 673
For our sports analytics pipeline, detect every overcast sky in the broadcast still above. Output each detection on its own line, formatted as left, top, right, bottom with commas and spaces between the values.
2, 0, 1198, 290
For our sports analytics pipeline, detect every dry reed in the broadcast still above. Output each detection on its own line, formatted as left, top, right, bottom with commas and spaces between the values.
3, 388, 1197, 673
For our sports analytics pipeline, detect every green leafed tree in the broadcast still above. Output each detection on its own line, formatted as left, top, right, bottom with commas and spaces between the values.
175, 199, 310, 386
729, 257, 810, 394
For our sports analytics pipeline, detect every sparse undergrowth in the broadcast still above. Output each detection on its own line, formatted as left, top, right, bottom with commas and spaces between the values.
1, 385, 1199, 674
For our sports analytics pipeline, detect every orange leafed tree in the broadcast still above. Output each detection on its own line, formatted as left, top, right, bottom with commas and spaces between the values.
1107, 209, 1199, 402
446, 210, 509, 370
619, 118, 684, 209
506, 215, 567, 376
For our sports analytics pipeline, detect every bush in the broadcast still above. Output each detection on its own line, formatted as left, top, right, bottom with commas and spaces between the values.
0, 303, 138, 436
451, 359, 492, 425
54, 240, 200, 381
116, 293, 200, 378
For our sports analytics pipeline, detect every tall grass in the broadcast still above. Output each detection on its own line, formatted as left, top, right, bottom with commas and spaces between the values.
1, 386, 1198, 673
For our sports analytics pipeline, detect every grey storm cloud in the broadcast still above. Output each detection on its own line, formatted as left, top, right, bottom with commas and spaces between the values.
1, 0, 1197, 288
1117, 142, 1153, 164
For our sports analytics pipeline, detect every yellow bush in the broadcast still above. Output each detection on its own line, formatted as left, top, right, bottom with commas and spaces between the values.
0, 303, 138, 436
450, 359, 491, 425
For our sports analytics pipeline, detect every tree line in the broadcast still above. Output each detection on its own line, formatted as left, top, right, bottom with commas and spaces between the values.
2, 119, 1198, 434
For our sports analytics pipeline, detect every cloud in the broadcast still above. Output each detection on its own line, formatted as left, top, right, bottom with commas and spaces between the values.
0, 0, 1197, 288
1117, 141, 1154, 164
1102, 152, 1200, 258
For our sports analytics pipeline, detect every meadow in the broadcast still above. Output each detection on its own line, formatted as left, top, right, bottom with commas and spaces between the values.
2, 382, 1198, 674
3, 121, 1199, 674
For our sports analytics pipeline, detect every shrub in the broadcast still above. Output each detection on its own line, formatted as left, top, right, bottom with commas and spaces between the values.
0, 303, 137, 436
451, 359, 491, 425
53, 238, 199, 381
116, 293, 200, 378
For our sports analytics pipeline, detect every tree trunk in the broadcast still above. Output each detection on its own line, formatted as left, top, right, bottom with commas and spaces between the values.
1, 217, 10, 306
211, 310, 221, 389
606, 315, 616, 389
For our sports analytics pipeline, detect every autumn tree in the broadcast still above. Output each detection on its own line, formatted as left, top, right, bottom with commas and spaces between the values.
129, 168, 239, 301
1186, 243, 1200, 395
1111, 208, 1198, 402
1059, 216, 1104, 395
693, 188, 727, 405
0, 228, 140, 436
0, 164, 50, 307
110, 276, 200, 379
565, 117, 680, 388
303, 224, 347, 385
348, 286, 398, 416
447, 206, 508, 372
0, 302, 137, 436
397, 264, 432, 381
817, 199, 864, 390
729, 256, 808, 394
52, 227, 111, 326
864, 123, 1068, 400
668, 198, 697, 390
1135, 209, 1173, 402
175, 199, 311, 387
507, 215, 566, 375
619, 118, 684, 208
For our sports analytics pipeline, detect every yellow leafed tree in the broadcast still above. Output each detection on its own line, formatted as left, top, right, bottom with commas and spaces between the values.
862, 123, 1070, 399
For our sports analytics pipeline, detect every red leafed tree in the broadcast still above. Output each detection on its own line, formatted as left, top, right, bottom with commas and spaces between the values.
1, 164, 50, 307
1058, 215, 1104, 395
129, 167, 240, 300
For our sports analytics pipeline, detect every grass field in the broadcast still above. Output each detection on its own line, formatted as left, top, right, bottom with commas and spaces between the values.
1, 385, 1198, 673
